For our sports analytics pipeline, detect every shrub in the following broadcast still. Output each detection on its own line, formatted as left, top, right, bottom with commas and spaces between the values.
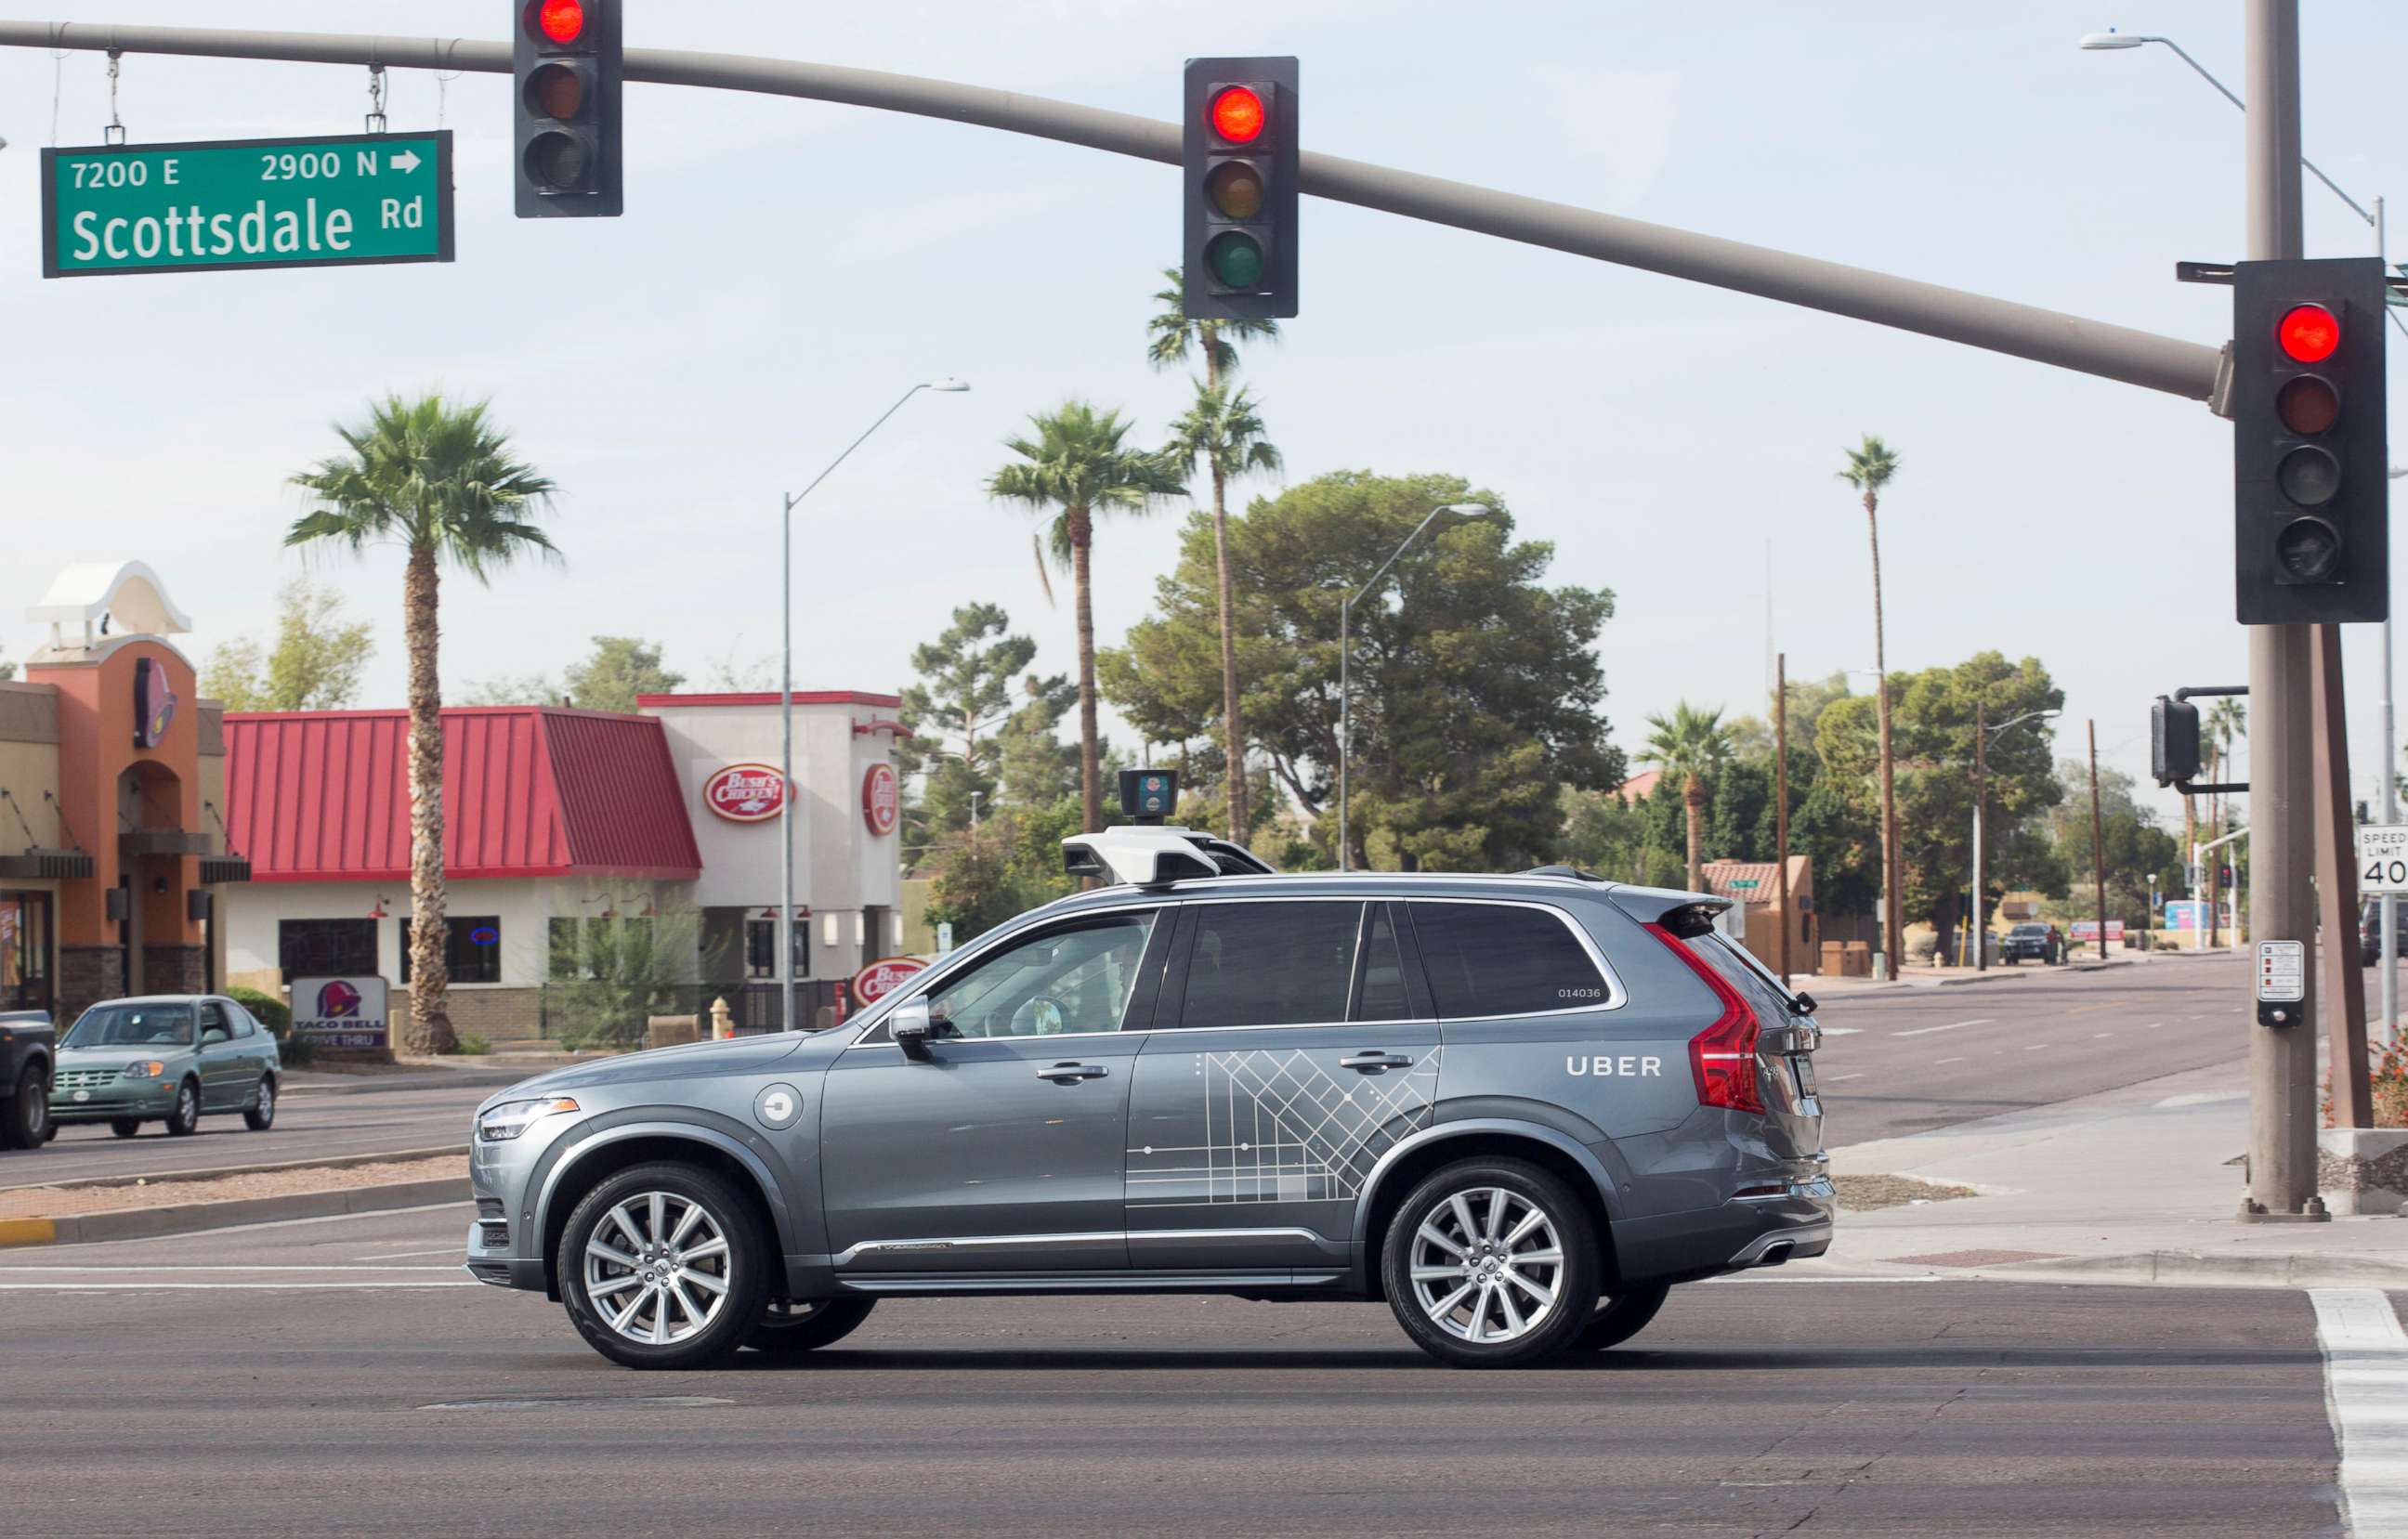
448, 1032, 491, 1057
229, 985, 289, 1035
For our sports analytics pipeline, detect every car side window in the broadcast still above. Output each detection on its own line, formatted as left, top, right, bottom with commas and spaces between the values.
922, 912, 1157, 1039
226, 1004, 256, 1038
1351, 904, 1415, 1023
1410, 902, 1610, 1019
200, 1002, 229, 1044
1171, 901, 1361, 1030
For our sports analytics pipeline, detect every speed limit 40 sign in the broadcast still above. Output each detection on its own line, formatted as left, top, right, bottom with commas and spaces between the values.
2360, 824, 2408, 894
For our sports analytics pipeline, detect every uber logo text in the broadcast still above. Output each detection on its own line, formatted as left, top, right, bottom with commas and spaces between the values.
1566, 1055, 1662, 1077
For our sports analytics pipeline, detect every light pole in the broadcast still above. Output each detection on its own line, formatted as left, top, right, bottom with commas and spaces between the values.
779, 376, 968, 1032
1969, 706, 2059, 971
1339, 502, 1490, 871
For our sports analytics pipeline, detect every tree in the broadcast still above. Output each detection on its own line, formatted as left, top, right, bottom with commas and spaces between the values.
988, 402, 1186, 833
898, 604, 1034, 854
996, 672, 1080, 810
1146, 266, 1278, 392
1164, 383, 1283, 838
1726, 672, 1852, 760
201, 579, 375, 711
2046, 758, 2182, 930
286, 394, 557, 1054
1102, 471, 1622, 870
563, 636, 683, 713
1640, 703, 1734, 893
0, 648, 12, 682
1838, 434, 1905, 966
457, 672, 558, 706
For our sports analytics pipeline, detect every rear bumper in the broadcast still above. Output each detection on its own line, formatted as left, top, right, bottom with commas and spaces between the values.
1609, 1176, 1836, 1286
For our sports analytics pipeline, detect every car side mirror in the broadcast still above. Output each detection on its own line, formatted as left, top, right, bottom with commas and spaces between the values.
888, 999, 934, 1059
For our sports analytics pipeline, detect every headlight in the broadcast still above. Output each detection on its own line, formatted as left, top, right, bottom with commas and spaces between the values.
119, 1061, 167, 1079
477, 1096, 581, 1142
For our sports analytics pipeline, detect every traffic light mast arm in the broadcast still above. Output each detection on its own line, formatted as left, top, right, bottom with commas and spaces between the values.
0, 19, 2224, 403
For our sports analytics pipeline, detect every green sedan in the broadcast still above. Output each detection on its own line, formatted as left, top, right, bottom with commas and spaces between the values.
50, 996, 281, 1138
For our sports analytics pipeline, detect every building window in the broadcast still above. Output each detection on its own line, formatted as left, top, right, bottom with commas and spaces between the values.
400, 916, 503, 985
278, 918, 377, 983
0, 893, 52, 1013
746, 918, 809, 980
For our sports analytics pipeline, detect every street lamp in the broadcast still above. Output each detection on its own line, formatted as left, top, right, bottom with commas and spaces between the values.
1338, 502, 1492, 871
1968, 706, 2059, 971
778, 376, 968, 1032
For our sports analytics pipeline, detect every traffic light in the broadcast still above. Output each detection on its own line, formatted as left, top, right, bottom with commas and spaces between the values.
2232, 257, 2389, 622
1182, 57, 1298, 321
513, 0, 622, 217
2151, 695, 2201, 787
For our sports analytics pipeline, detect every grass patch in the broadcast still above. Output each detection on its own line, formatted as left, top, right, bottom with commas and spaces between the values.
1833, 1173, 1978, 1212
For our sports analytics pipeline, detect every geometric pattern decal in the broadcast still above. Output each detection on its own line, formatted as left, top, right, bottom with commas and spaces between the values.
1128, 1047, 1441, 1207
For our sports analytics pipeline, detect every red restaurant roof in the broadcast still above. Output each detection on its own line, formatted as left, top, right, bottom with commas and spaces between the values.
223, 707, 702, 883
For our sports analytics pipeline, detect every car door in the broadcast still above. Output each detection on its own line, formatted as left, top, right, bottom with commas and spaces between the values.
818, 906, 1170, 1274
1125, 899, 1441, 1272
195, 1001, 242, 1110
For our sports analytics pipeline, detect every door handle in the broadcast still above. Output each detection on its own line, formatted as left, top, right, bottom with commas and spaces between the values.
1339, 1051, 1414, 1072
1035, 1062, 1108, 1082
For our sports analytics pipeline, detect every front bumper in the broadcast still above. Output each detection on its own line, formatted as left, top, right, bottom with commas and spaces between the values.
461, 1114, 575, 1293
50, 1079, 177, 1121
1608, 1175, 1838, 1286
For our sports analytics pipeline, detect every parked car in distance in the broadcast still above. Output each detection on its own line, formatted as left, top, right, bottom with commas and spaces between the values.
2000, 922, 2062, 965
50, 997, 281, 1139
2360, 900, 2408, 967
0, 1010, 57, 1149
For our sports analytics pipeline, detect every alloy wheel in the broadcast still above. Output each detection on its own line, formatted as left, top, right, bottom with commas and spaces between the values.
581, 1191, 733, 1346
1408, 1186, 1565, 1344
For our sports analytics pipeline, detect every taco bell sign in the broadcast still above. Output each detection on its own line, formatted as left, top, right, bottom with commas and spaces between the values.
291, 975, 389, 1050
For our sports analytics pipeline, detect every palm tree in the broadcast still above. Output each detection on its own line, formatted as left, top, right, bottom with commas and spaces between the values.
988, 402, 1186, 833
1146, 267, 1279, 393
1165, 384, 1282, 838
1837, 434, 1904, 970
286, 395, 558, 1054
1641, 703, 1734, 893
2205, 697, 2246, 944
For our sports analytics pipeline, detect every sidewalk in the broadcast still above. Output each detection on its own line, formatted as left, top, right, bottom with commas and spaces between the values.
1798, 1057, 2408, 1288
281, 1050, 593, 1097
1802, 956, 2140, 998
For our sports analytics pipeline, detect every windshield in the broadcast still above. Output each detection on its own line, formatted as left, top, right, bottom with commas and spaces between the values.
2010, 924, 2048, 936
64, 1003, 195, 1050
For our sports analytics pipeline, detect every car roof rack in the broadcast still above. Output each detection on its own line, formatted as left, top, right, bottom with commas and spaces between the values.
1062, 825, 1277, 888
1522, 865, 1605, 881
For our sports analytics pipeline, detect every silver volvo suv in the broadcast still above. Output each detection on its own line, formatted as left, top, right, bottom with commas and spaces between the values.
465, 776, 1831, 1370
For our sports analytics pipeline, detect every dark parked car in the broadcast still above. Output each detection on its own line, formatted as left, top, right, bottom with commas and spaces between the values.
2000, 922, 2062, 965
0, 1010, 57, 1149
2360, 901, 2408, 966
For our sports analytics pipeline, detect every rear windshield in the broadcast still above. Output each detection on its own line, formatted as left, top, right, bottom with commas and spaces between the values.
1693, 934, 1800, 1021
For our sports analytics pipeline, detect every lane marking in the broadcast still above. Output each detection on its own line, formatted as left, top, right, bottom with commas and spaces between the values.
2143, 1022, 2165, 1030
0, 1264, 459, 1273
0, 1281, 478, 1290
1817, 1026, 1862, 1037
2023, 1043, 2051, 1051
1706, 1275, 1943, 1285
2093, 1032, 2115, 1039
2310, 1288, 2408, 1535
1934, 1056, 1966, 1065
1824, 1073, 1865, 1083
349, 1246, 468, 1260
1895, 1019, 1994, 1038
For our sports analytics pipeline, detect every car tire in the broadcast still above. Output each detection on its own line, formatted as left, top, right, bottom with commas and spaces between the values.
558, 1162, 770, 1371
1571, 1282, 1672, 1350
243, 1076, 277, 1131
110, 1118, 141, 1139
164, 1079, 200, 1137
747, 1296, 877, 1355
0, 1065, 48, 1150
1381, 1157, 1600, 1369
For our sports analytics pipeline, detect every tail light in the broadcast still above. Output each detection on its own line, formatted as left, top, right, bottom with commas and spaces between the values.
1642, 921, 1764, 1114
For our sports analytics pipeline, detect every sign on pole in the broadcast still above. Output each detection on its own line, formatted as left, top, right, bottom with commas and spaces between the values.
2359, 824, 2408, 895
290, 975, 389, 1050
42, 132, 452, 279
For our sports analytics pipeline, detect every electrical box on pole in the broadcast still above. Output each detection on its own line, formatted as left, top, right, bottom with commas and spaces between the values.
1182, 56, 1297, 321
2231, 256, 2388, 623
513, 0, 622, 217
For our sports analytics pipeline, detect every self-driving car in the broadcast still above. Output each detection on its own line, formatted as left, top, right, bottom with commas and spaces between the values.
49, 996, 281, 1138
465, 770, 1830, 1370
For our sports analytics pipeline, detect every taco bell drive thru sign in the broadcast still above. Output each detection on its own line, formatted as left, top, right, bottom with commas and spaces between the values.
291, 976, 390, 1050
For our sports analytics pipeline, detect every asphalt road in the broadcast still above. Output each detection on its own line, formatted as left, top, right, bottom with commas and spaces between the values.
0, 1203, 2350, 1536
1810, 957, 2256, 1144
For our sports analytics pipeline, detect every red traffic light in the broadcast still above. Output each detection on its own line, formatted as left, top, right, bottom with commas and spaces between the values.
2278, 303, 2340, 364
534, 0, 585, 45
1210, 86, 1265, 144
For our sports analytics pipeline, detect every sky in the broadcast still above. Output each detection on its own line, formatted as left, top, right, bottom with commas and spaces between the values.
4, 0, 2406, 838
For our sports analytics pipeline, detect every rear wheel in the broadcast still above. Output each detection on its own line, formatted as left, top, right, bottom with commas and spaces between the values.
558, 1162, 769, 1371
1381, 1157, 1599, 1368
243, 1076, 277, 1131
1571, 1282, 1672, 1350
0, 1065, 48, 1150
748, 1296, 877, 1355
110, 1117, 141, 1139
164, 1079, 200, 1137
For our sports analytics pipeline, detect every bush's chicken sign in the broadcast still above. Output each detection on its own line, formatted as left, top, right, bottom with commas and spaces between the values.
703, 763, 787, 823
851, 956, 926, 1007
861, 762, 899, 837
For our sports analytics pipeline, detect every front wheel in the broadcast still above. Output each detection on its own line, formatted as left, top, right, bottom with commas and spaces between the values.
164, 1080, 201, 1137
1381, 1157, 1599, 1368
748, 1296, 877, 1355
0, 1066, 48, 1150
558, 1163, 769, 1371
243, 1076, 277, 1131
1571, 1282, 1672, 1350
110, 1117, 141, 1139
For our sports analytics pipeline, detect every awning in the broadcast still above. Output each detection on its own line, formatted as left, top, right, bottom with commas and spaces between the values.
200, 855, 252, 884
0, 848, 96, 880
120, 829, 213, 858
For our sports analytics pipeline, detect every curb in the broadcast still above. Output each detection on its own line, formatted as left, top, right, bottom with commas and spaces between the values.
0, 1175, 470, 1250
7, 1144, 467, 1196
283, 1071, 533, 1098
1803, 1247, 2408, 1291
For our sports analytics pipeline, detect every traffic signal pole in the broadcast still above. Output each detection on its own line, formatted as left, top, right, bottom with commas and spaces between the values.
2240, 0, 2323, 1221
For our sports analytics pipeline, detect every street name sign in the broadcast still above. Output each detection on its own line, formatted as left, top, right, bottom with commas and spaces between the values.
41, 131, 453, 279
2359, 823, 2408, 895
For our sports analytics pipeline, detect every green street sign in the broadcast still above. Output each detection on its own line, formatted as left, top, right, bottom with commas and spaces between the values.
42, 131, 454, 279
1728, 879, 1760, 889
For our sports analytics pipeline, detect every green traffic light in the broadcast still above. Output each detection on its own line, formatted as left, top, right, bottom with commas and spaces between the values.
1206, 231, 1264, 290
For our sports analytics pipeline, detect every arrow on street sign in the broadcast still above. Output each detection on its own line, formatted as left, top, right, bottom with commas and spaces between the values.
389, 149, 421, 174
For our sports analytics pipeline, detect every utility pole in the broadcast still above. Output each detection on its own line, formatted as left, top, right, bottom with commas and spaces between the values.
1972, 701, 1988, 972
2088, 720, 2109, 961
2241, 0, 2323, 1221
1776, 652, 1791, 985
2317, 628, 2375, 1126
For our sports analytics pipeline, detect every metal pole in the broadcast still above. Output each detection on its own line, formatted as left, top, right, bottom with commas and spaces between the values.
2315, 628, 2374, 1126
2241, 0, 2322, 1220
0, 21, 2226, 403
2381, 193, 2399, 1041
779, 490, 796, 1035
1775, 652, 1790, 986
2088, 720, 2108, 963
1338, 593, 1351, 873
1973, 701, 1987, 972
